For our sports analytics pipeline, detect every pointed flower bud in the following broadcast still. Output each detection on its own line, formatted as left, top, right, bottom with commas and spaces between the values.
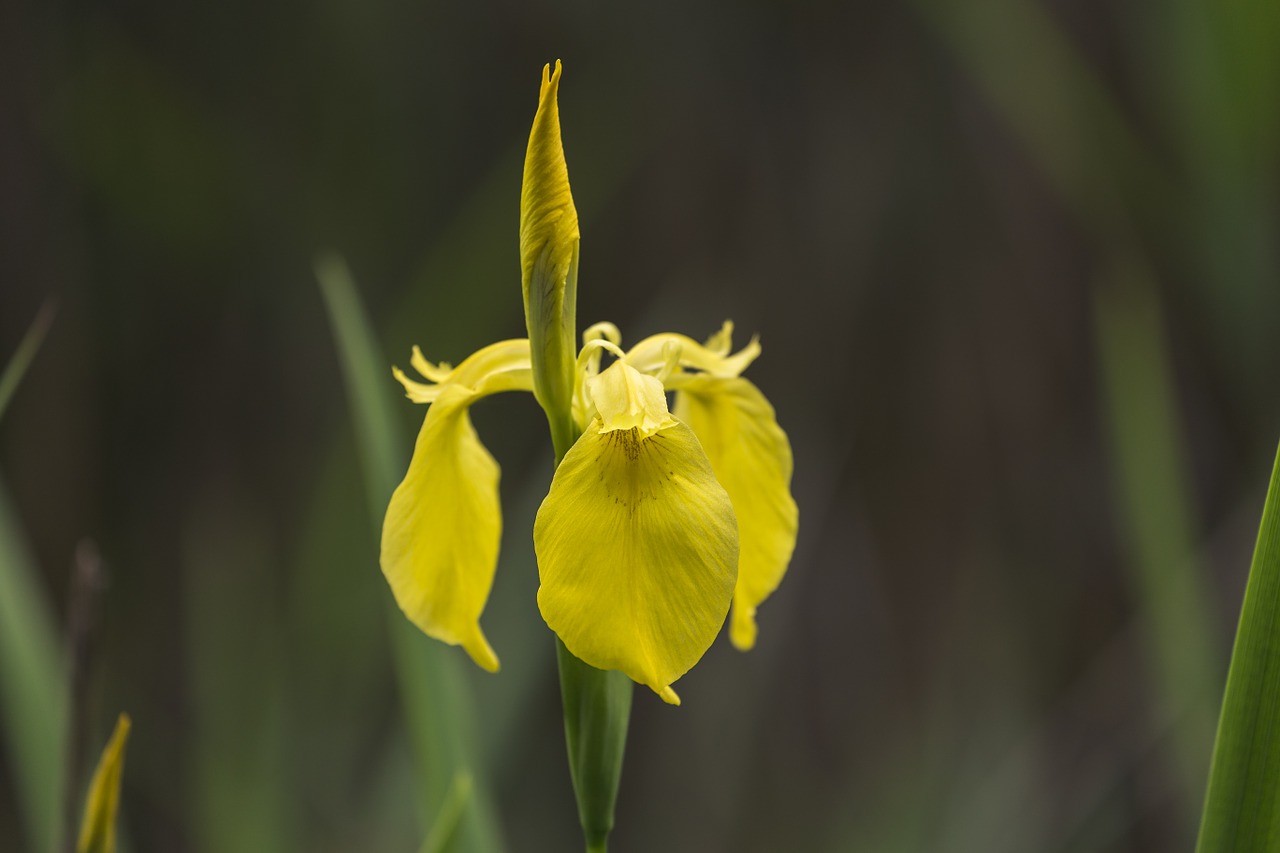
520, 60, 579, 449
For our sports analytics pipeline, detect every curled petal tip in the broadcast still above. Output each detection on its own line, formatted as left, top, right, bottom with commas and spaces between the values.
542, 58, 563, 91
657, 685, 681, 706
464, 630, 501, 673
730, 605, 758, 651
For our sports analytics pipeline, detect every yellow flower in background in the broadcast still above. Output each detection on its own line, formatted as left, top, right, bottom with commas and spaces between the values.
77, 713, 131, 853
380, 61, 798, 704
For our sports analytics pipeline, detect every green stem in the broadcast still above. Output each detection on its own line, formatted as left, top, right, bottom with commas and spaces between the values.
556, 639, 633, 853
547, 418, 633, 853
546, 409, 579, 469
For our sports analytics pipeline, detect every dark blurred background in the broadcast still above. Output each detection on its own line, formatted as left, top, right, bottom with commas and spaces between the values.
2, 0, 1278, 851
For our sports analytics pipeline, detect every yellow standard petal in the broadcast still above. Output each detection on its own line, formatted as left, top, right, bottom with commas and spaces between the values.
520, 59, 579, 432
536, 361, 739, 704
381, 384, 503, 672
77, 713, 131, 853
675, 376, 798, 650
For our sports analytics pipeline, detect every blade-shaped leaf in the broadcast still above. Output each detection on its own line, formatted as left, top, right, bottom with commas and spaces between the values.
1196, 441, 1280, 850
0, 478, 65, 853
316, 253, 504, 853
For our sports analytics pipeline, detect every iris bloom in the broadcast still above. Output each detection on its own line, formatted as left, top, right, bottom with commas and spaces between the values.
381, 62, 797, 705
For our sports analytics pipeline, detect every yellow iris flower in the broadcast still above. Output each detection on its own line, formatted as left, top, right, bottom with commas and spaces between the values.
380, 61, 797, 705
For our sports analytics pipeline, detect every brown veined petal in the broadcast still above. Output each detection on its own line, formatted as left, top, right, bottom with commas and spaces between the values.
535, 418, 738, 704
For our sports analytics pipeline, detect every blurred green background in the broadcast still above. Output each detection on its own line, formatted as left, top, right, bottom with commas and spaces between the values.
2, 0, 1278, 851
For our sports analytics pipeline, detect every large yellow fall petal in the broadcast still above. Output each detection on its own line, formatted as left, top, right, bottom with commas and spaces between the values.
675, 376, 797, 650
535, 414, 738, 705
381, 384, 503, 672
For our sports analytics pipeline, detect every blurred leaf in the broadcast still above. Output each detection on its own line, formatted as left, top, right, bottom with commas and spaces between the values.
0, 303, 63, 851
1195, 442, 1280, 851
76, 713, 130, 853
913, 0, 1171, 234
1149, 0, 1280, 391
183, 498, 296, 852
1094, 257, 1219, 818
0, 478, 65, 853
0, 300, 55, 424
315, 254, 402, 530
418, 772, 472, 853
316, 254, 503, 853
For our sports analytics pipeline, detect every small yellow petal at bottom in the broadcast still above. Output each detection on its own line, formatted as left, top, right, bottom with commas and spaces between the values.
381, 385, 502, 672
535, 419, 738, 703
675, 376, 798, 651
77, 713, 131, 853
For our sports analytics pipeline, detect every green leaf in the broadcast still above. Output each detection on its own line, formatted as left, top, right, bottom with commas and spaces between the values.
1196, 441, 1280, 850
0, 479, 65, 853
315, 253, 504, 853
0, 302, 64, 852
1094, 261, 1219, 814
418, 772, 472, 853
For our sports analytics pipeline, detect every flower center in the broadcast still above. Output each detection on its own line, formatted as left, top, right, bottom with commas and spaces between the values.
586, 360, 675, 439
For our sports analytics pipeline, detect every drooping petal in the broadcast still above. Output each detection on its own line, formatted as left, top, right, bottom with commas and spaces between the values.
674, 376, 798, 650
381, 384, 503, 671
535, 417, 739, 705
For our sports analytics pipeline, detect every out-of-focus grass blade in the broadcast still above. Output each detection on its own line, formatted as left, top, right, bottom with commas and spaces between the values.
0, 479, 65, 853
1095, 259, 1219, 815
0, 301, 65, 853
316, 253, 503, 853
0, 301, 55, 423
418, 772, 472, 853
912, 0, 1170, 232
315, 254, 401, 518
1195, 442, 1280, 851
184, 498, 296, 853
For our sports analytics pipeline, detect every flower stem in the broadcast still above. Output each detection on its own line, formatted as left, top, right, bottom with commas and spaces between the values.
556, 638, 632, 853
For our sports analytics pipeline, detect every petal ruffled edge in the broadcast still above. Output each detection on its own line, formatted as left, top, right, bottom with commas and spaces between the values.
625, 321, 760, 380
393, 339, 532, 403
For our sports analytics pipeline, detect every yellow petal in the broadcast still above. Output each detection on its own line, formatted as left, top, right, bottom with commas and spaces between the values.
520, 60, 579, 425
535, 418, 739, 704
381, 384, 502, 671
625, 325, 761, 380
77, 713, 131, 853
675, 377, 797, 650
394, 339, 532, 403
